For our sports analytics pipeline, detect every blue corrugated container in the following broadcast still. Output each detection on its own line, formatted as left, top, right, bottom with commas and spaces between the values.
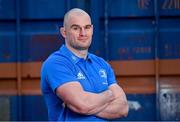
0, 0, 180, 121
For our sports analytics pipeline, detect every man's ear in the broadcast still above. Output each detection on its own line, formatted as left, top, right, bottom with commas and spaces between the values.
60, 27, 66, 38
91, 24, 93, 35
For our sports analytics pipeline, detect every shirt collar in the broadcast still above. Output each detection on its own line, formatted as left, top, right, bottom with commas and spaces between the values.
59, 44, 92, 63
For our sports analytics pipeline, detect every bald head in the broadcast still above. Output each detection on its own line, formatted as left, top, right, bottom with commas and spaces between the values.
63, 8, 91, 28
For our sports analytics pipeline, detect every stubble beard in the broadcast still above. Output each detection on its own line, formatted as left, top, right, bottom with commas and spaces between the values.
70, 41, 91, 51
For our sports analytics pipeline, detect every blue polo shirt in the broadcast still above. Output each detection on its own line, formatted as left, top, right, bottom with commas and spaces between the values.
41, 44, 117, 121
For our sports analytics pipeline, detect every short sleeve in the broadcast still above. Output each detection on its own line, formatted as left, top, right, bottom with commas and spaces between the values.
105, 62, 117, 86
45, 59, 78, 92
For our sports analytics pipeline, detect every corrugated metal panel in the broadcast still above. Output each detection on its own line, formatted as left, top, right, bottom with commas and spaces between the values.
0, 97, 10, 121
120, 94, 156, 121
0, 0, 180, 121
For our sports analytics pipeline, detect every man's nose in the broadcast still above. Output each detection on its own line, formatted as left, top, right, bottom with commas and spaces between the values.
79, 28, 86, 36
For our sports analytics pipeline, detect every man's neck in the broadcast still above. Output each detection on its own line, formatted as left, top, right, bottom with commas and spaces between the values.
66, 45, 88, 59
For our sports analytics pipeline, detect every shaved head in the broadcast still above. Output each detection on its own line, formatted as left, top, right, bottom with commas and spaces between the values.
63, 8, 91, 28
60, 8, 93, 52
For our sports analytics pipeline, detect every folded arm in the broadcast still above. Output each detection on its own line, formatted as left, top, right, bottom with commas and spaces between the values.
56, 82, 115, 115
96, 83, 129, 119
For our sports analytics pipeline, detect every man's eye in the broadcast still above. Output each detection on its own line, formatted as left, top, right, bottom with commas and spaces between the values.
85, 25, 91, 29
72, 27, 80, 30
73, 27, 78, 30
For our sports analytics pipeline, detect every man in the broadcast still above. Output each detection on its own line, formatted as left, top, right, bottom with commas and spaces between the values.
41, 8, 128, 121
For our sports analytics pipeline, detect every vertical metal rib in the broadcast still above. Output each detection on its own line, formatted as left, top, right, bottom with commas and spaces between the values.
15, 0, 22, 120
154, 0, 160, 120
104, 0, 109, 60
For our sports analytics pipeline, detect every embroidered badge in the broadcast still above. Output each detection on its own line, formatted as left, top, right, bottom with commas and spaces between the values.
99, 69, 108, 85
99, 69, 107, 78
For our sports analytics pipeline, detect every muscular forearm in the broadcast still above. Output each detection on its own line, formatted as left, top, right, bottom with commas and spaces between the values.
79, 90, 115, 115
65, 89, 115, 115
67, 102, 109, 115
96, 84, 129, 119
96, 97, 128, 119
56, 82, 116, 115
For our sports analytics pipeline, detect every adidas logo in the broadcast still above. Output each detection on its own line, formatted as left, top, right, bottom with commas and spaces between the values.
77, 72, 86, 80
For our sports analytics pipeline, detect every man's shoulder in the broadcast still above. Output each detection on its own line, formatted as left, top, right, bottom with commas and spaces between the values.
43, 50, 71, 67
89, 53, 106, 63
